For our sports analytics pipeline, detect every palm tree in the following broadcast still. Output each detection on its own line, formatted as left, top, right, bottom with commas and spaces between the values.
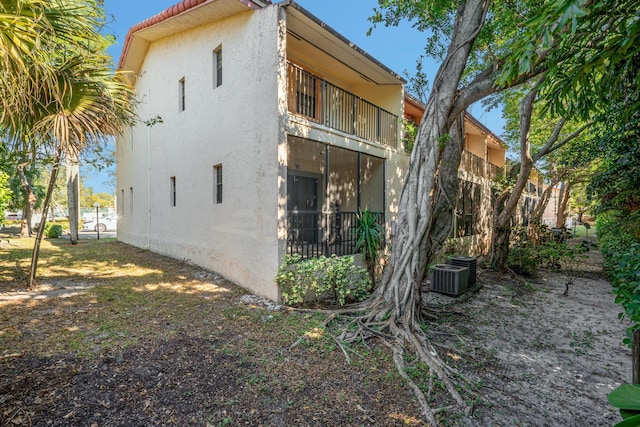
0, 0, 103, 132
26, 56, 135, 288
0, 1, 136, 289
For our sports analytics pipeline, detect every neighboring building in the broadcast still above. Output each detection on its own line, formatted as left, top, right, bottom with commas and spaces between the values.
541, 184, 571, 227
116, 0, 408, 300
520, 168, 543, 226
404, 95, 509, 255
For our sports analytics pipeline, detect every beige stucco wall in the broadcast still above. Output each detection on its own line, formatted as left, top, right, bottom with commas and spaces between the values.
487, 147, 505, 167
445, 170, 494, 257
465, 134, 485, 159
117, 7, 282, 300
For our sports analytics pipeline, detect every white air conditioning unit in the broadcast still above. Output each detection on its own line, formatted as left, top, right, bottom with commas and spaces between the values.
429, 264, 469, 296
446, 256, 477, 287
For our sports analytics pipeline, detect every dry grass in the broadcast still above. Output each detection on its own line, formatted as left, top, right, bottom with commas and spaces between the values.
0, 232, 424, 426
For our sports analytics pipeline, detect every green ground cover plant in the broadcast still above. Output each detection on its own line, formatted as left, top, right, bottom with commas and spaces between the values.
275, 254, 371, 307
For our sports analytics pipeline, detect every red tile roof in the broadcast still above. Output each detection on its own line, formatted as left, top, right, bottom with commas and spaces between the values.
119, 0, 271, 69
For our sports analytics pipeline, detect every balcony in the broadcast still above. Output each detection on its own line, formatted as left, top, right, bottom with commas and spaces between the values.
460, 151, 504, 180
287, 62, 399, 149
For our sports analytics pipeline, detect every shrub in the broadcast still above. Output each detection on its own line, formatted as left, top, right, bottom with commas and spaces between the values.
45, 224, 63, 238
597, 212, 640, 346
354, 210, 384, 284
507, 238, 583, 277
507, 242, 539, 276
275, 254, 371, 307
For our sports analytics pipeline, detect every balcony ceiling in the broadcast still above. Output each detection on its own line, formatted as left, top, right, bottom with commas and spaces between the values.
465, 113, 505, 150
285, 4, 404, 87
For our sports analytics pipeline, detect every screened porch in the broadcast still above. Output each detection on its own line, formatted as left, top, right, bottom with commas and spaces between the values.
286, 137, 385, 259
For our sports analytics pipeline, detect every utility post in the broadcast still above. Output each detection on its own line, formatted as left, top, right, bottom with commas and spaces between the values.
95, 203, 100, 240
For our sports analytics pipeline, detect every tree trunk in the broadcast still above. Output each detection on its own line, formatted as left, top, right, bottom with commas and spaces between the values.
16, 163, 36, 237
531, 178, 557, 224
373, 0, 488, 327
27, 146, 63, 290
66, 150, 80, 244
528, 176, 559, 243
556, 181, 571, 227
489, 82, 541, 270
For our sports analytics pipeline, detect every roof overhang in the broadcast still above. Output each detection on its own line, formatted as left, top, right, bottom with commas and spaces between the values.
404, 93, 425, 123
282, 2, 405, 86
464, 112, 506, 150
403, 94, 506, 149
119, 0, 270, 80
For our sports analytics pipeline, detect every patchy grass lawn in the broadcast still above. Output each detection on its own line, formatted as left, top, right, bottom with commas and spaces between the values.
0, 229, 629, 426
0, 234, 423, 426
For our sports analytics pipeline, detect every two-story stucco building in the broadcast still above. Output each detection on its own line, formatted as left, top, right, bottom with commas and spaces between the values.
116, 0, 539, 300
116, 0, 408, 300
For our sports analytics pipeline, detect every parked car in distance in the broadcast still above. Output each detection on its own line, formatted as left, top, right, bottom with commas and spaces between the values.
82, 215, 117, 232
4, 212, 22, 221
82, 212, 110, 223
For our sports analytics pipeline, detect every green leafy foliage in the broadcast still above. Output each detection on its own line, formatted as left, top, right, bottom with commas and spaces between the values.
275, 255, 371, 307
44, 223, 62, 238
586, 118, 640, 221
0, 171, 12, 223
608, 384, 640, 427
507, 226, 584, 276
402, 119, 418, 154
507, 243, 539, 277
354, 210, 384, 284
597, 212, 640, 347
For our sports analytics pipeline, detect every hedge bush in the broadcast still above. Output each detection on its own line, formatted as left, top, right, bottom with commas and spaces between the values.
597, 212, 640, 346
45, 224, 63, 238
275, 254, 371, 307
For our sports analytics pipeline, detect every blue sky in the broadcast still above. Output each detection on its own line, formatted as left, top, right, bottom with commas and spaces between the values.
88, 0, 504, 193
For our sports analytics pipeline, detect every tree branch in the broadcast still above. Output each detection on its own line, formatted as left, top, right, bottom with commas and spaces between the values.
532, 121, 592, 163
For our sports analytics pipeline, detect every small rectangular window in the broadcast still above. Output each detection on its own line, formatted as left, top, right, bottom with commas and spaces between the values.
214, 46, 222, 87
179, 77, 185, 111
120, 189, 125, 216
214, 165, 222, 204
129, 187, 133, 215
170, 177, 176, 206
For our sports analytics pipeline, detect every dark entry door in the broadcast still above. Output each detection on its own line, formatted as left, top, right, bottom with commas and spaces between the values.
288, 174, 319, 243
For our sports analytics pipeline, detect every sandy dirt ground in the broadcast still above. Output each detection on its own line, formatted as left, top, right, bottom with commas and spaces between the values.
424, 246, 631, 426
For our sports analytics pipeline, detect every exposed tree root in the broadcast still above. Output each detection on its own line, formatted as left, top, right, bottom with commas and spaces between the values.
387, 340, 439, 426
291, 299, 477, 427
